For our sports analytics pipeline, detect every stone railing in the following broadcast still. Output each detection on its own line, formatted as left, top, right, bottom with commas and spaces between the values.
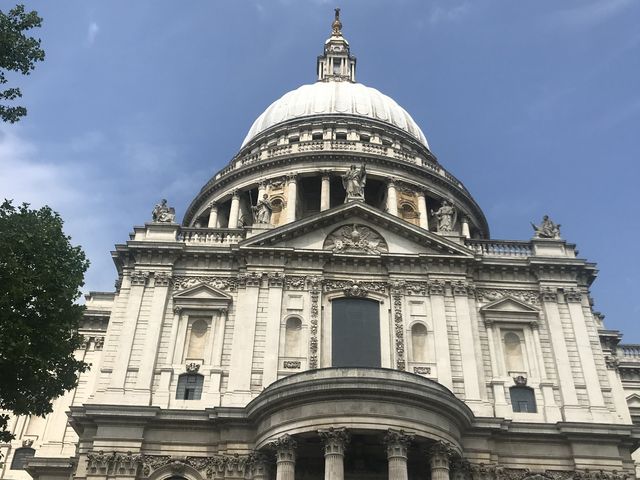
212, 139, 465, 191
619, 344, 640, 359
465, 239, 533, 257
178, 228, 245, 245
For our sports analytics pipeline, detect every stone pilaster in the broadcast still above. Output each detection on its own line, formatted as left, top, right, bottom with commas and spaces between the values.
384, 429, 413, 480
428, 280, 452, 389
319, 427, 350, 480
271, 435, 297, 480
251, 452, 270, 480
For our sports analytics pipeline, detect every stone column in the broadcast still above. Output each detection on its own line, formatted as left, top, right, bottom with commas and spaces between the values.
384, 429, 413, 480
271, 435, 297, 480
461, 217, 470, 238
417, 192, 429, 229
207, 201, 218, 228
320, 172, 331, 211
428, 441, 452, 480
319, 427, 350, 480
228, 191, 240, 228
286, 174, 298, 223
387, 179, 398, 216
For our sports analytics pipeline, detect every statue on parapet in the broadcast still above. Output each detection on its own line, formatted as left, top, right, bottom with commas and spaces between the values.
252, 193, 273, 224
342, 164, 366, 202
152, 199, 176, 223
432, 200, 457, 232
531, 215, 561, 239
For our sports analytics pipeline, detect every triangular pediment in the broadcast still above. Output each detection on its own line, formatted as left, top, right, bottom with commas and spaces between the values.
239, 201, 474, 257
627, 394, 640, 408
480, 296, 539, 314
173, 283, 232, 309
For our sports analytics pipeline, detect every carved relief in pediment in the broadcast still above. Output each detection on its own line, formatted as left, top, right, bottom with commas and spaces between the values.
323, 224, 388, 255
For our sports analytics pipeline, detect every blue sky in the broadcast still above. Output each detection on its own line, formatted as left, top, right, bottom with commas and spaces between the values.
1, 1, 639, 339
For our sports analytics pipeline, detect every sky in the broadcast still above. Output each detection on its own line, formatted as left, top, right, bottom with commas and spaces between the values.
1, 0, 639, 339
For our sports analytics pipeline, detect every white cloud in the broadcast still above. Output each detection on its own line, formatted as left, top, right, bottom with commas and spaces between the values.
429, 2, 470, 25
87, 22, 100, 45
551, 0, 633, 29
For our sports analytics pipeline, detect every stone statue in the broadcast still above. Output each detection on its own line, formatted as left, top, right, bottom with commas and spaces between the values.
152, 199, 175, 223
531, 215, 561, 239
252, 194, 272, 224
342, 164, 366, 202
432, 200, 457, 232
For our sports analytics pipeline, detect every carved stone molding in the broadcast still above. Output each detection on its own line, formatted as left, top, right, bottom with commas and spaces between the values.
539, 288, 558, 303
130, 271, 149, 287
284, 275, 306, 290
283, 360, 301, 369
154, 272, 172, 287
391, 283, 407, 371
323, 224, 389, 255
309, 276, 322, 369
94, 336, 104, 350
428, 280, 445, 296
269, 434, 297, 463
323, 279, 386, 297
452, 280, 472, 296
185, 362, 200, 373
173, 276, 238, 292
238, 272, 262, 287
476, 289, 540, 306
605, 355, 620, 370
404, 281, 429, 295
267, 272, 284, 287
565, 289, 583, 303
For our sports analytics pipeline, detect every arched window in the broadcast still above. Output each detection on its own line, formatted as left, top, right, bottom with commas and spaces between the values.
503, 331, 525, 372
284, 317, 302, 357
176, 374, 204, 400
11, 447, 35, 470
411, 323, 428, 363
270, 198, 284, 225
185, 318, 209, 361
400, 203, 419, 225
510, 386, 537, 413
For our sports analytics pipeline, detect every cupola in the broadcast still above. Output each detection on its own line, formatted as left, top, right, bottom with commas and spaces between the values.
317, 8, 356, 82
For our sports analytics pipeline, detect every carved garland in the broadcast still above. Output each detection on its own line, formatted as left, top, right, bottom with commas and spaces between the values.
391, 281, 407, 371
308, 276, 321, 369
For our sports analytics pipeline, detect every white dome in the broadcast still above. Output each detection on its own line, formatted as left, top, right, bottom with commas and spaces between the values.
241, 82, 429, 148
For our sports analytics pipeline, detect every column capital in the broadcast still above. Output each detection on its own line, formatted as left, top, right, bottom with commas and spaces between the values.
428, 440, 455, 460
384, 429, 414, 459
269, 434, 297, 462
565, 289, 583, 302
388, 177, 397, 186
539, 287, 558, 303
130, 271, 149, 286
416, 189, 426, 198
286, 173, 298, 183
321, 170, 332, 179
231, 189, 240, 199
208, 200, 218, 209
318, 427, 350, 455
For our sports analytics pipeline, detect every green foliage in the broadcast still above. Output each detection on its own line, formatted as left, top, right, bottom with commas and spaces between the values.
0, 4, 45, 123
0, 200, 89, 443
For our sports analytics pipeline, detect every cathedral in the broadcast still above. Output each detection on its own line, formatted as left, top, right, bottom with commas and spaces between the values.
3, 10, 640, 480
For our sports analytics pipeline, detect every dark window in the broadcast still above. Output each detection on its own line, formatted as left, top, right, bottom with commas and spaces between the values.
312, 132, 323, 141
335, 132, 347, 140
11, 448, 35, 470
176, 374, 204, 400
332, 298, 381, 367
510, 386, 537, 413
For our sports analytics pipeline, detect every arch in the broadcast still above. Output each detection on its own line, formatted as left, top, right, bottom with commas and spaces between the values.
284, 316, 303, 357
176, 373, 204, 400
270, 196, 285, 225
399, 202, 419, 226
411, 322, 429, 363
509, 386, 537, 413
147, 463, 204, 480
503, 330, 525, 372
10, 447, 35, 470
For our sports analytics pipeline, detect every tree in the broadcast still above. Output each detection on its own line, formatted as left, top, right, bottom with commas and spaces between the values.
0, 4, 45, 123
0, 201, 89, 443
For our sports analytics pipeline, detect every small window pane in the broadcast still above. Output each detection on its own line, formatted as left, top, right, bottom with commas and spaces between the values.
510, 386, 537, 413
176, 374, 204, 400
11, 448, 35, 470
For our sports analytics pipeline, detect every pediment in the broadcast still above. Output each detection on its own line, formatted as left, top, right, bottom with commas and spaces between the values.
239, 201, 473, 257
480, 295, 539, 323
626, 394, 640, 409
173, 283, 232, 310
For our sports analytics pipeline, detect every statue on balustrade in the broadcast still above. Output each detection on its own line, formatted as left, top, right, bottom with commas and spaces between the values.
252, 193, 273, 224
152, 199, 176, 223
432, 200, 457, 232
531, 215, 561, 239
343, 164, 366, 202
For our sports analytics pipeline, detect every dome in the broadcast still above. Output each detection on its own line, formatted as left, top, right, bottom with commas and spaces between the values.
241, 81, 429, 149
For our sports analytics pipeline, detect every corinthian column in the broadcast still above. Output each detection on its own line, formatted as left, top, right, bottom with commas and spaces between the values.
271, 434, 297, 480
319, 427, 350, 480
384, 429, 414, 480
428, 441, 452, 480
228, 191, 240, 228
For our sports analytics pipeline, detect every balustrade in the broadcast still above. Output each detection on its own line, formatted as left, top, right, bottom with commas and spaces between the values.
466, 239, 533, 257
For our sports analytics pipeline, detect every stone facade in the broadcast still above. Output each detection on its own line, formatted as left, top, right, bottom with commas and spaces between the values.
2, 11, 639, 480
